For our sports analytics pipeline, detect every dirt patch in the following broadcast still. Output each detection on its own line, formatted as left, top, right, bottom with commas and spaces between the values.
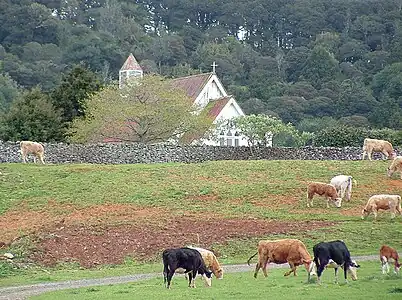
0, 202, 168, 244
250, 195, 300, 208
29, 218, 335, 268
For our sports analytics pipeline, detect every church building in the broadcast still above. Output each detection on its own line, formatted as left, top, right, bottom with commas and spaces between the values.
119, 53, 248, 147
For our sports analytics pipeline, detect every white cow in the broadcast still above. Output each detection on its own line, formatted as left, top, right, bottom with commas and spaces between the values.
330, 175, 357, 201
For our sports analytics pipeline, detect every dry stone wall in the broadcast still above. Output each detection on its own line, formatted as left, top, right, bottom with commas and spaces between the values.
0, 141, 392, 164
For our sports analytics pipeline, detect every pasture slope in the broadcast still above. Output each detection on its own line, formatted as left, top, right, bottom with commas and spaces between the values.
0, 160, 401, 298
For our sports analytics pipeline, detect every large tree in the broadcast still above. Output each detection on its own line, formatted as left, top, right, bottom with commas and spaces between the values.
70, 75, 213, 144
0, 87, 65, 142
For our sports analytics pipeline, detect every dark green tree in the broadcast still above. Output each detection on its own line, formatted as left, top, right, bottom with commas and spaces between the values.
0, 87, 65, 141
51, 65, 102, 124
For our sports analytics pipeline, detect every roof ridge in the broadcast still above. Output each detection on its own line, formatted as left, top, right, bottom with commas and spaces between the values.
171, 72, 213, 81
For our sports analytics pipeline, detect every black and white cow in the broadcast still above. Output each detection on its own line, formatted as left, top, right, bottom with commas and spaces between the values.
162, 247, 212, 289
313, 240, 360, 284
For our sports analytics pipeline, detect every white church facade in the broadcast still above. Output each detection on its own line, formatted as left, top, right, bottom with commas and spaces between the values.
119, 54, 249, 147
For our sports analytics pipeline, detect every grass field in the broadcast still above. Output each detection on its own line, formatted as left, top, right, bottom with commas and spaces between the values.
30, 261, 402, 300
1, 159, 402, 288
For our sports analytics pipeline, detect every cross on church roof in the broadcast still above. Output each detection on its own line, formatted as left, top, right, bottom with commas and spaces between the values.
211, 61, 218, 73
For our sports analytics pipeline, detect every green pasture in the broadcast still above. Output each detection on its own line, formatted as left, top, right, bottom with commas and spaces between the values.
30, 261, 402, 300
0, 160, 401, 287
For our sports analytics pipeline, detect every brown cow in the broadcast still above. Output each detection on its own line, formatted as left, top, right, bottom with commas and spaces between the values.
247, 239, 316, 281
307, 182, 342, 208
19, 141, 45, 164
380, 245, 401, 274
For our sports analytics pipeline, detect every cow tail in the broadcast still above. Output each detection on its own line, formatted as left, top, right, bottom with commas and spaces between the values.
247, 252, 258, 266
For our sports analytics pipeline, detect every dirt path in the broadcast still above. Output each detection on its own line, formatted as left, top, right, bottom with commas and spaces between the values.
0, 254, 379, 300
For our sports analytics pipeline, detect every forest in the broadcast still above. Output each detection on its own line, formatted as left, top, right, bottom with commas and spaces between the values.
1, 0, 402, 144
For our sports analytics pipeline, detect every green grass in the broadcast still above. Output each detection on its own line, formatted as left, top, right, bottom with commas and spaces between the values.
30, 261, 402, 300
1, 160, 401, 287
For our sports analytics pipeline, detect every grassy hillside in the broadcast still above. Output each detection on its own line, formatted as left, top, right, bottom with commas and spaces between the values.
0, 160, 401, 285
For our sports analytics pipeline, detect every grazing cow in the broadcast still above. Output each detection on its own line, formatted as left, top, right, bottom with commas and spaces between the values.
361, 194, 402, 220
380, 245, 401, 274
162, 247, 212, 289
307, 182, 342, 208
387, 156, 402, 179
186, 246, 224, 279
330, 175, 357, 201
247, 239, 316, 281
19, 141, 45, 164
362, 138, 395, 161
313, 240, 360, 284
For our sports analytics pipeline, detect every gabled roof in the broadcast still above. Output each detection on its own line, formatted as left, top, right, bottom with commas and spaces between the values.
120, 53, 143, 71
204, 96, 232, 119
171, 73, 213, 100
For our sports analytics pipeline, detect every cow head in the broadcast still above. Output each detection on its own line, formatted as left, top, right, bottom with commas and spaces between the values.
334, 198, 342, 208
202, 270, 213, 287
214, 267, 224, 279
361, 208, 370, 219
347, 260, 360, 281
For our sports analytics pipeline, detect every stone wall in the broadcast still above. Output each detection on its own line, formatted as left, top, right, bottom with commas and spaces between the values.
0, 141, 380, 164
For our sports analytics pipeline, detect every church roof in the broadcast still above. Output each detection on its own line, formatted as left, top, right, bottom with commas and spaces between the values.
171, 73, 213, 100
120, 53, 143, 71
205, 96, 232, 118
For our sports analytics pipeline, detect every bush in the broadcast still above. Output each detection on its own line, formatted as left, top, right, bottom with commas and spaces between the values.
312, 125, 402, 147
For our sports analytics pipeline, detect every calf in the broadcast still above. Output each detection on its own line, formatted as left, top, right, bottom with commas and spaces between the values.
387, 156, 402, 179
361, 194, 402, 220
380, 245, 401, 274
313, 240, 360, 284
307, 182, 342, 208
362, 138, 395, 161
19, 141, 45, 164
247, 239, 316, 281
162, 247, 212, 289
330, 175, 357, 201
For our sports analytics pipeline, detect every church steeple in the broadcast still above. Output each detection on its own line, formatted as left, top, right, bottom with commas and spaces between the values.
119, 53, 143, 88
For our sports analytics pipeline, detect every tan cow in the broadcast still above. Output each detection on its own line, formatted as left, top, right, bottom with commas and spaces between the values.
19, 141, 45, 164
362, 138, 395, 161
361, 194, 402, 220
380, 245, 401, 274
307, 182, 342, 208
247, 239, 316, 281
187, 246, 223, 279
387, 156, 402, 179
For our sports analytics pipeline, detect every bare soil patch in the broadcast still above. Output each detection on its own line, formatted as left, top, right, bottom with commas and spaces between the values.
29, 218, 335, 268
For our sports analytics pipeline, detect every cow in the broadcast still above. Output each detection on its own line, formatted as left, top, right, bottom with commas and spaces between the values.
362, 138, 396, 161
307, 182, 342, 208
361, 194, 402, 220
380, 245, 401, 274
330, 175, 357, 201
313, 240, 360, 284
387, 156, 402, 179
19, 141, 45, 164
162, 247, 212, 289
186, 246, 224, 279
246, 239, 316, 281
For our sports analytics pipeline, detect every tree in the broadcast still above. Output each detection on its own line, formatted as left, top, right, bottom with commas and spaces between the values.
224, 114, 303, 147
0, 73, 19, 112
51, 65, 102, 124
70, 75, 213, 144
0, 87, 65, 142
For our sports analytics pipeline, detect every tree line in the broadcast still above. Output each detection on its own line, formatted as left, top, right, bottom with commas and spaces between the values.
1, 0, 402, 144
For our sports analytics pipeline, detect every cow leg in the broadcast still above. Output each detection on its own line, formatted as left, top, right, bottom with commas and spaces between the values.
38, 154, 45, 164
368, 152, 372, 161
381, 257, 387, 274
362, 151, 366, 160
167, 270, 175, 289
262, 260, 269, 277
254, 262, 261, 278
326, 198, 330, 209
373, 209, 378, 221
334, 268, 339, 284
33, 156, 37, 164
284, 263, 296, 276
343, 265, 349, 283
316, 259, 328, 285
307, 194, 313, 208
